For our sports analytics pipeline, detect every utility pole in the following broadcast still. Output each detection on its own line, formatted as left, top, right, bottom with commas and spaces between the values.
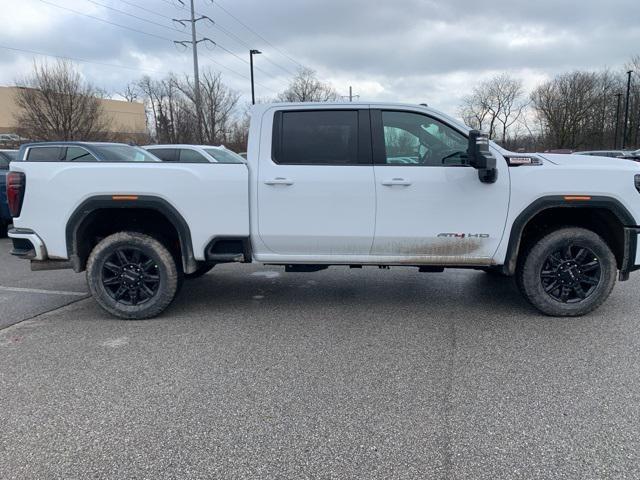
614, 93, 623, 149
341, 86, 359, 102
622, 70, 633, 149
173, 1, 214, 142
249, 49, 261, 105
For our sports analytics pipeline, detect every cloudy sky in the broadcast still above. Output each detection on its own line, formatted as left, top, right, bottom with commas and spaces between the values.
1, 0, 639, 116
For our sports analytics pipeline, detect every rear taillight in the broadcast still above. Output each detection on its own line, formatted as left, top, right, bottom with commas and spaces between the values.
6, 171, 25, 217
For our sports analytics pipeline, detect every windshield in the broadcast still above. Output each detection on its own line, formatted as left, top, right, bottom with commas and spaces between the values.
91, 145, 160, 162
204, 148, 245, 164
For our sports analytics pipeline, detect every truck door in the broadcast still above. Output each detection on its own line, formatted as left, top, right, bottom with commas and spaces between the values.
257, 108, 375, 256
370, 109, 510, 263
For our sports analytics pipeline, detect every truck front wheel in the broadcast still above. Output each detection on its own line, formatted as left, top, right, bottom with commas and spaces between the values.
86, 232, 179, 320
516, 227, 616, 316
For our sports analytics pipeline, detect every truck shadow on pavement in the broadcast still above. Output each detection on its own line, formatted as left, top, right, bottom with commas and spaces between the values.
165, 267, 537, 322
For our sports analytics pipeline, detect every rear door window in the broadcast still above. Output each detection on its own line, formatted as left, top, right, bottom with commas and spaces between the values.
273, 110, 362, 165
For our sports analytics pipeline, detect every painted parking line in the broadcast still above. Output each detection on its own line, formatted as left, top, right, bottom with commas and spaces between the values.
0, 286, 87, 296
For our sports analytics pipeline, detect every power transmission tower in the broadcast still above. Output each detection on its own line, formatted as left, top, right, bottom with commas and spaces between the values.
341, 86, 359, 102
173, 0, 215, 142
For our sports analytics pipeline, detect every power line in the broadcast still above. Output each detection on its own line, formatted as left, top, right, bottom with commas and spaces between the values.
200, 52, 278, 94
36, 0, 279, 92
204, 22, 295, 77
81, 0, 287, 84
84, 0, 190, 37
39, 0, 174, 42
0, 44, 165, 75
116, 0, 177, 21
158, 0, 300, 79
209, 1, 306, 71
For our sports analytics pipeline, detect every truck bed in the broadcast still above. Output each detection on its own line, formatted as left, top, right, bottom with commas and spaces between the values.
10, 162, 249, 261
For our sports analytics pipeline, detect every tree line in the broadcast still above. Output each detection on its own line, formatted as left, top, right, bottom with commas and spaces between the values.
12, 55, 640, 152
12, 61, 339, 152
459, 56, 640, 151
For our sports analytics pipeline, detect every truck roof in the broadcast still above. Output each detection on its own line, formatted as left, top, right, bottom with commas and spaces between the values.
249, 101, 471, 135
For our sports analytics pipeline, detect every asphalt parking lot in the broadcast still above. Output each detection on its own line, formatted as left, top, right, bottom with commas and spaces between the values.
1, 237, 640, 479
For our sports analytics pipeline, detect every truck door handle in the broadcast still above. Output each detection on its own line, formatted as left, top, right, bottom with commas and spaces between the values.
381, 178, 412, 186
264, 177, 294, 186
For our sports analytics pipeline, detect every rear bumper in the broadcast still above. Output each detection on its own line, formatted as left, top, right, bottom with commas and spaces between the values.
8, 228, 47, 260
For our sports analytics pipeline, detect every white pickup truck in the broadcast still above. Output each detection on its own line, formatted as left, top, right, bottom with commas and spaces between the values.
7, 102, 640, 319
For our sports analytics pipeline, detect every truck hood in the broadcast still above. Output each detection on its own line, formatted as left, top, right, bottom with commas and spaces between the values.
538, 153, 640, 169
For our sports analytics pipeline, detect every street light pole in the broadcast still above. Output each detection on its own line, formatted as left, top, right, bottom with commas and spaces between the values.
614, 93, 623, 149
249, 49, 261, 105
623, 70, 633, 149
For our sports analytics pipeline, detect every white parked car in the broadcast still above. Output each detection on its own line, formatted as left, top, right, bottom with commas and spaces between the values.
143, 144, 245, 164
572, 150, 630, 158
7, 102, 640, 319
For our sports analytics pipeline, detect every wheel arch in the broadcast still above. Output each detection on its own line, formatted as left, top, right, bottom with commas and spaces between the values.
503, 195, 636, 275
65, 195, 197, 274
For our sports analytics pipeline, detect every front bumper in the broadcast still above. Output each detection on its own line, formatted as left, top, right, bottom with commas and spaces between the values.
8, 228, 47, 261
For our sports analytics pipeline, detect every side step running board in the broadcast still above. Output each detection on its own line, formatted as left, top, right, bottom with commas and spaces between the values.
205, 253, 245, 263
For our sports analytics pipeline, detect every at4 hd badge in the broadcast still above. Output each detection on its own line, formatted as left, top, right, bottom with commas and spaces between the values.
437, 233, 490, 238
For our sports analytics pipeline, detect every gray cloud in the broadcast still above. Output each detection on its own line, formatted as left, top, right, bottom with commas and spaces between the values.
0, 0, 638, 116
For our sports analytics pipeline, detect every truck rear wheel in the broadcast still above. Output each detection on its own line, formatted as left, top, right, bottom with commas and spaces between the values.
86, 232, 179, 320
516, 227, 616, 316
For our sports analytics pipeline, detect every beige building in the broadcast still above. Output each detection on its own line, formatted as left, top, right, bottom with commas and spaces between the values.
0, 86, 148, 141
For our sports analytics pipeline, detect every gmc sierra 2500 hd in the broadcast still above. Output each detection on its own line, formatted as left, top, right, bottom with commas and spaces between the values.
7, 103, 640, 319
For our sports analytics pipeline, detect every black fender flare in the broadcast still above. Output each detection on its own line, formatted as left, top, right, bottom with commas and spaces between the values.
65, 195, 197, 274
503, 195, 636, 275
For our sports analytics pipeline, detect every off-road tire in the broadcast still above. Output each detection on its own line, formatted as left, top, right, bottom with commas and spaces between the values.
516, 227, 616, 316
86, 232, 179, 320
184, 264, 214, 279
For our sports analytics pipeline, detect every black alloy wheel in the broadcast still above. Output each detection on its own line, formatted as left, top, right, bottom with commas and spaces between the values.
102, 247, 160, 306
540, 244, 601, 303
516, 227, 616, 317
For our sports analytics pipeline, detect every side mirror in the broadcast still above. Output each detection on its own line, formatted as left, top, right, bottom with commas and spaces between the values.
466, 130, 498, 184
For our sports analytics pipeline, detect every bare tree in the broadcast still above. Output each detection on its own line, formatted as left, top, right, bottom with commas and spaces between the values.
277, 68, 339, 102
118, 82, 139, 102
459, 73, 527, 143
178, 69, 240, 144
137, 74, 195, 144
531, 71, 603, 149
137, 70, 241, 145
14, 60, 111, 141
